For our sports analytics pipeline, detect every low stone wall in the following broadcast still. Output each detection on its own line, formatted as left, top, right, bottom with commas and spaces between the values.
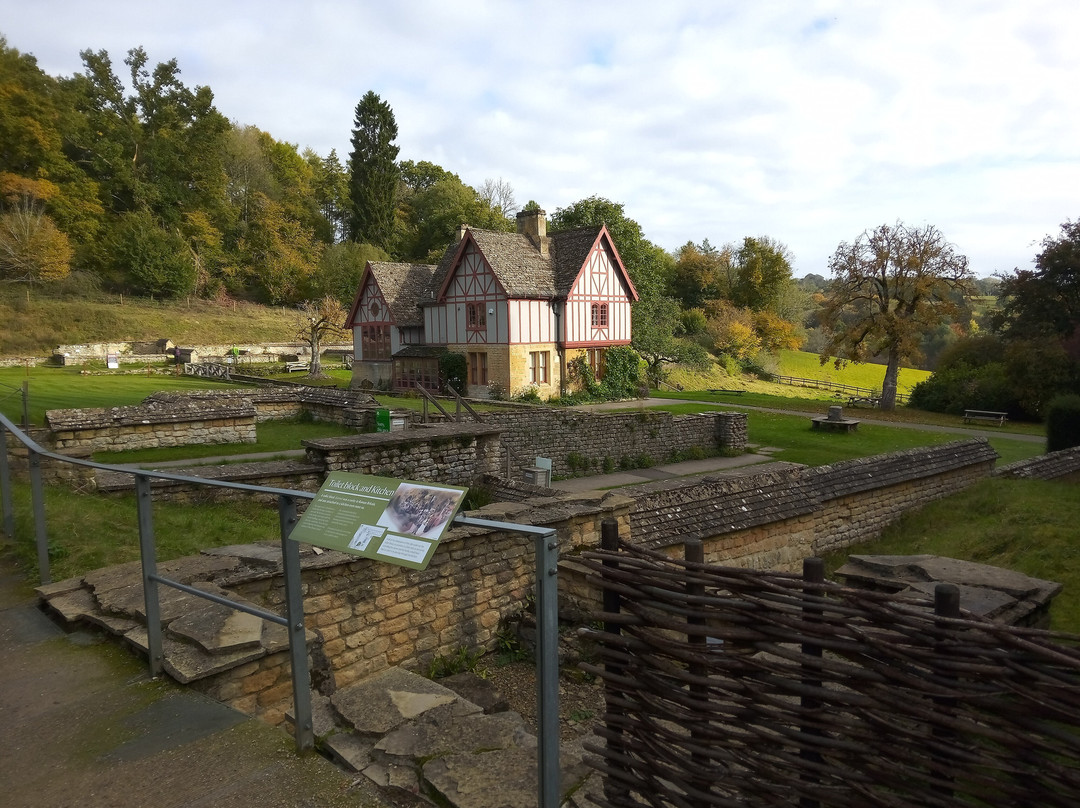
482, 408, 747, 477
995, 445, 1080, 481
626, 440, 1000, 574
94, 460, 326, 504
193, 491, 633, 721
3, 428, 98, 491
303, 424, 505, 487
47, 400, 257, 453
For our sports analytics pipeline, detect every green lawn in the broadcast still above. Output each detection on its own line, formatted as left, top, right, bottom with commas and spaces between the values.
634, 402, 1044, 467
0, 366, 239, 425
823, 477, 1080, 634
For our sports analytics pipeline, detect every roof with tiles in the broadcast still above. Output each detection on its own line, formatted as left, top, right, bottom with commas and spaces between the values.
364, 262, 438, 326
806, 439, 998, 501
629, 465, 816, 549
424, 223, 622, 302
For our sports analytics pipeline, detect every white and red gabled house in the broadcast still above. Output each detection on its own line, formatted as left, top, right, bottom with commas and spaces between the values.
346, 208, 638, 398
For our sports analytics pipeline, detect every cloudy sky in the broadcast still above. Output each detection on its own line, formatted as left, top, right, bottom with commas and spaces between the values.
4, 1, 1078, 277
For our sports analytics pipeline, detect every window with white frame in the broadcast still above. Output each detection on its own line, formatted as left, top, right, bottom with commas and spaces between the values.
529, 351, 549, 384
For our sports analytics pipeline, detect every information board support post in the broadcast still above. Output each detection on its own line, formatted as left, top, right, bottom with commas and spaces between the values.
136, 475, 164, 678
279, 495, 315, 753
454, 515, 560, 808
0, 422, 14, 539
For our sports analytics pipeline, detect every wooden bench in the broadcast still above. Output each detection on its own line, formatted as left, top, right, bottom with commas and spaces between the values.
964, 409, 1008, 426
284, 361, 310, 373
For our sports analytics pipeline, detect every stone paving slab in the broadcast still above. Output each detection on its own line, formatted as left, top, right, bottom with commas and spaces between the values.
423, 746, 591, 808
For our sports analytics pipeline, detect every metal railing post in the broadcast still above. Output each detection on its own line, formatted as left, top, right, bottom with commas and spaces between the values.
0, 422, 13, 540
28, 448, 49, 584
136, 475, 164, 677
279, 495, 314, 753
535, 526, 560, 808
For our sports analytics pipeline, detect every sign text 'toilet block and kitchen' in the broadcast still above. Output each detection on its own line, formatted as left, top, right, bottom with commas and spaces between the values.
289, 472, 468, 570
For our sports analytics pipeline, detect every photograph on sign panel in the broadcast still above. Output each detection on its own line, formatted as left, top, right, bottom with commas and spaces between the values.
377, 483, 462, 539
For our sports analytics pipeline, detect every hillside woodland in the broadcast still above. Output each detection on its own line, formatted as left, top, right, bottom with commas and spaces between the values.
1, 37, 1076, 416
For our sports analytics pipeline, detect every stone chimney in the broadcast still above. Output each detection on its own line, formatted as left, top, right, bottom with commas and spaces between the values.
516, 209, 549, 257
456, 224, 469, 242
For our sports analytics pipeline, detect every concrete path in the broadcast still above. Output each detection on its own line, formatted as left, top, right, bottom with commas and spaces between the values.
0, 548, 392, 808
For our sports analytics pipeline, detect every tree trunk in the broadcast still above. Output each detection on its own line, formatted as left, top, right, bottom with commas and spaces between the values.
307, 329, 322, 377
880, 351, 900, 411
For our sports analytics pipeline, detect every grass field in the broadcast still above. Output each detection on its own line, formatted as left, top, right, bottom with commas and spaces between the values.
774, 349, 931, 393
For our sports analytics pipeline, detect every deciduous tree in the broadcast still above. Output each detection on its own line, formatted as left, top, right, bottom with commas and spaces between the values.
993, 219, 1080, 357
0, 200, 73, 283
631, 297, 710, 387
296, 295, 346, 378
550, 196, 672, 301
730, 236, 795, 313
819, 221, 974, 410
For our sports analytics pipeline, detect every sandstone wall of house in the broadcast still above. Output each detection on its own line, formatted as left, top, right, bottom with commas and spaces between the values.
507, 342, 560, 399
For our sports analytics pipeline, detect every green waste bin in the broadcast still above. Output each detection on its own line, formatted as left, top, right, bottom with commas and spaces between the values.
375, 408, 391, 433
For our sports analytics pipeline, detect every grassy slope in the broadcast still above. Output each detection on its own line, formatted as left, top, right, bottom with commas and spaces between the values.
0, 288, 302, 356
774, 349, 931, 392
824, 477, 1080, 634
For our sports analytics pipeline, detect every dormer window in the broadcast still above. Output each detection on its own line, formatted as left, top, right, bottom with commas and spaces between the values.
591, 302, 608, 328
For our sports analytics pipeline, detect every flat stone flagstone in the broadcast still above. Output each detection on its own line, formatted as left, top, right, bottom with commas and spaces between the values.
835, 554, 1062, 626
331, 667, 469, 735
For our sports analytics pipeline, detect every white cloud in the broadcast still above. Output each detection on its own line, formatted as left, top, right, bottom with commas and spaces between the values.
3, 0, 1079, 276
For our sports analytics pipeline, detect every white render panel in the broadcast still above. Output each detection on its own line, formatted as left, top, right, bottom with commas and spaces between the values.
565, 245, 633, 345
509, 299, 555, 344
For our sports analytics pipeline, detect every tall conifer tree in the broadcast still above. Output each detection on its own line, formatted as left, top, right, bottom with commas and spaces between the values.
346, 91, 398, 250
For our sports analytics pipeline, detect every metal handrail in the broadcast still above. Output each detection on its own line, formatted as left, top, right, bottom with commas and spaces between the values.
0, 412, 316, 752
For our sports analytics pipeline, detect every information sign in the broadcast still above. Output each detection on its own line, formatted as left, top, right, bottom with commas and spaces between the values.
288, 472, 467, 570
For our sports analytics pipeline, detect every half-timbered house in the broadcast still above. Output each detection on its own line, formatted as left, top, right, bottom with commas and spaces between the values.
347, 209, 638, 397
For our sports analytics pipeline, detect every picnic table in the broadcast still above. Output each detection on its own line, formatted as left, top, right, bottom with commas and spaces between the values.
847, 395, 879, 408
963, 409, 1008, 426
284, 361, 310, 373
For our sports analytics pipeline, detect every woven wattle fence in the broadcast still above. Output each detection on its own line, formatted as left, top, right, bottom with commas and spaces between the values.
578, 521, 1080, 808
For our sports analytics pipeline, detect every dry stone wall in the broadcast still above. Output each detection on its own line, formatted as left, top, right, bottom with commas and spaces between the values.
626, 440, 1000, 574
995, 446, 1080, 481
303, 424, 505, 487
47, 400, 257, 452
193, 491, 634, 721
482, 407, 747, 477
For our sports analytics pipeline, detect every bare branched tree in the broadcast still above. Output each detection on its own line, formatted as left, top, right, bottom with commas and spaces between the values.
478, 177, 518, 217
296, 295, 347, 378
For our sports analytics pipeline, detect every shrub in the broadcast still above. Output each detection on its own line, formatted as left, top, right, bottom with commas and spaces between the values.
514, 385, 542, 404
1046, 394, 1080, 452
439, 352, 467, 394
